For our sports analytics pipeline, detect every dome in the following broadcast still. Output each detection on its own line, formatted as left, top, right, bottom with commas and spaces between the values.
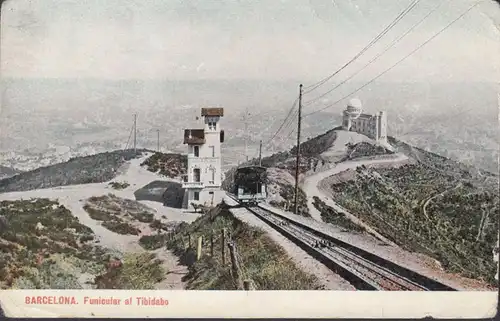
345, 98, 362, 119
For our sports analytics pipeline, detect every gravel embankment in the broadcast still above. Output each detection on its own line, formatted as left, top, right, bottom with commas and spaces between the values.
229, 207, 355, 290
258, 203, 492, 291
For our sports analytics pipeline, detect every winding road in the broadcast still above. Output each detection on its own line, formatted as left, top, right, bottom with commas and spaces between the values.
302, 153, 409, 245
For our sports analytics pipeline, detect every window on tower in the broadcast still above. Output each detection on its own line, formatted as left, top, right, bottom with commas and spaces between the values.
209, 168, 215, 184
209, 122, 216, 130
193, 168, 201, 182
194, 146, 199, 157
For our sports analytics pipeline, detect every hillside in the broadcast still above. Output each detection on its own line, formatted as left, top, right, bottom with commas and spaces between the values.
141, 205, 322, 290
140, 152, 187, 179
222, 128, 394, 217
0, 166, 21, 180
318, 137, 499, 285
0, 149, 149, 193
0, 154, 199, 290
0, 198, 167, 290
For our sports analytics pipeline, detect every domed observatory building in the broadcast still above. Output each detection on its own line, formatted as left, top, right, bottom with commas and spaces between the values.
342, 98, 387, 144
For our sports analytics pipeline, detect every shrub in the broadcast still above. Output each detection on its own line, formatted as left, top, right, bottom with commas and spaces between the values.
109, 181, 130, 190
102, 221, 140, 236
139, 234, 169, 250
94, 253, 165, 289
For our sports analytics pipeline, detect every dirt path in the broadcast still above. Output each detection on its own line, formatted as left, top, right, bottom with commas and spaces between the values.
0, 153, 197, 289
302, 153, 409, 245
422, 183, 462, 219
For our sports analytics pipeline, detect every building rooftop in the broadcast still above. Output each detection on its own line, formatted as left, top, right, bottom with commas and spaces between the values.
201, 107, 224, 117
183, 129, 205, 145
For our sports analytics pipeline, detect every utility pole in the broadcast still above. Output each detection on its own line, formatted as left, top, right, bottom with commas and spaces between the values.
133, 113, 137, 154
244, 109, 249, 162
294, 84, 303, 215
258, 140, 262, 167
157, 129, 160, 152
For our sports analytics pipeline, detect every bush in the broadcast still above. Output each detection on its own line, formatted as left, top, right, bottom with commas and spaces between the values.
94, 253, 165, 289
141, 153, 187, 178
139, 234, 169, 250
108, 181, 130, 190
149, 220, 169, 232
102, 221, 140, 236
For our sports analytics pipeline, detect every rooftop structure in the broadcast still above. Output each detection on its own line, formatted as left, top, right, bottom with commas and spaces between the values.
342, 98, 387, 144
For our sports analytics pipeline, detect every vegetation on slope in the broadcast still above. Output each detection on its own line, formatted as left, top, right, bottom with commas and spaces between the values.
328, 161, 499, 284
108, 181, 130, 190
0, 198, 168, 290
343, 142, 393, 161
312, 196, 365, 233
268, 183, 310, 217
94, 253, 165, 289
0, 199, 108, 289
83, 194, 164, 235
140, 206, 321, 290
141, 152, 187, 179
0, 166, 21, 180
0, 149, 147, 193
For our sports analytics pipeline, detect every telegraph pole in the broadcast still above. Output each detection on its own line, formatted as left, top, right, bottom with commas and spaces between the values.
157, 129, 160, 152
258, 140, 263, 167
294, 84, 303, 215
133, 113, 137, 154
244, 108, 250, 162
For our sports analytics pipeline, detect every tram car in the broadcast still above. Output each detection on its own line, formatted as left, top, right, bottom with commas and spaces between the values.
234, 165, 267, 206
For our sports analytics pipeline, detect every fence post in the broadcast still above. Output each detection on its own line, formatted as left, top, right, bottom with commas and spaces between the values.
221, 228, 226, 265
243, 280, 254, 290
197, 236, 203, 261
227, 241, 243, 290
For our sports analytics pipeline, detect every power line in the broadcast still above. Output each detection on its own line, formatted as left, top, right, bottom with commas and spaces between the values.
303, 0, 421, 94
264, 108, 299, 151
124, 121, 134, 150
133, 113, 137, 154
262, 97, 299, 151
302, 1, 481, 119
303, 0, 448, 107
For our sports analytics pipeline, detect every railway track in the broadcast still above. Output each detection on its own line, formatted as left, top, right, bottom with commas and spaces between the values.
226, 195, 456, 291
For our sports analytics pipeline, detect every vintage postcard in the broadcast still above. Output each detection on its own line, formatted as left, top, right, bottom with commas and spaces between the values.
0, 0, 498, 318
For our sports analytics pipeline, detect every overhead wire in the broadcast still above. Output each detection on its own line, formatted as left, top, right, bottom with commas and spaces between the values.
266, 108, 299, 151
124, 122, 134, 150
303, 0, 422, 94
302, 0, 482, 119
263, 0, 421, 155
262, 97, 299, 151
303, 0, 448, 107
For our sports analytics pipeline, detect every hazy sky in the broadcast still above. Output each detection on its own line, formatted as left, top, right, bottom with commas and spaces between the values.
1, 0, 499, 82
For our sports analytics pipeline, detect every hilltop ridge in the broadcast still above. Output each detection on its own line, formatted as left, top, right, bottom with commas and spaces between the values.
0, 149, 152, 194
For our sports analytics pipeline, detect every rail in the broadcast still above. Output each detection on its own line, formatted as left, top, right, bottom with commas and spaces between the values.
225, 194, 457, 291
255, 204, 456, 291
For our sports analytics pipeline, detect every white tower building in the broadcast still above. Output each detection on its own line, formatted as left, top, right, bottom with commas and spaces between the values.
182, 107, 225, 210
342, 98, 387, 144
